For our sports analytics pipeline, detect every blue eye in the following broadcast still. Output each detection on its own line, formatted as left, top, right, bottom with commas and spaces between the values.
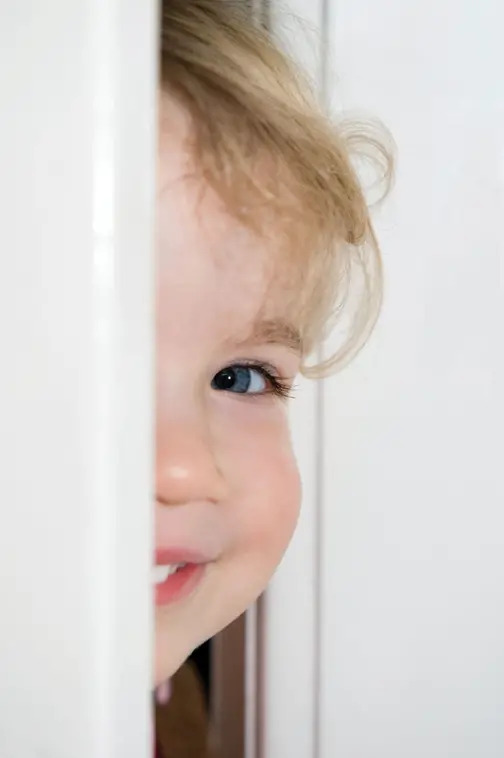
211, 363, 294, 399
211, 365, 268, 395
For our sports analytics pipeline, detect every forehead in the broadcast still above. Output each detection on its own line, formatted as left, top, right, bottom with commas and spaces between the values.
157, 95, 303, 341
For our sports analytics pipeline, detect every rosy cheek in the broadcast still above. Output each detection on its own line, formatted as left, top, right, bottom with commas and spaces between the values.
217, 403, 301, 561
240, 445, 301, 560
265, 455, 301, 550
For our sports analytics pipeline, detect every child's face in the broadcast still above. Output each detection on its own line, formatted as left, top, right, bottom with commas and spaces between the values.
154, 95, 301, 684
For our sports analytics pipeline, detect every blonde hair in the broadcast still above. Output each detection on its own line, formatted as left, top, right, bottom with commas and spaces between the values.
160, 0, 394, 376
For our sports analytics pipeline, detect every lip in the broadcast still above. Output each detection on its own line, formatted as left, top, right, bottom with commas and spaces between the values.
154, 548, 210, 606
155, 548, 210, 565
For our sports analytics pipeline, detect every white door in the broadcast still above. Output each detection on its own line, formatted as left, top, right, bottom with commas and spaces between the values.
0, 3, 157, 756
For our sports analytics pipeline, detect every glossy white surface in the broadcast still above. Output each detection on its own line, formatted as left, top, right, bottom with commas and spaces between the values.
0, 2, 157, 756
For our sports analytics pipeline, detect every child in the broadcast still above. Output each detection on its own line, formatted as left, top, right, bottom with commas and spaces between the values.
154, 0, 391, 749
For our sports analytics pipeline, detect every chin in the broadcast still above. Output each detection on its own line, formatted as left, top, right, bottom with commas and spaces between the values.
154, 646, 187, 686
154, 624, 205, 686
154, 632, 182, 684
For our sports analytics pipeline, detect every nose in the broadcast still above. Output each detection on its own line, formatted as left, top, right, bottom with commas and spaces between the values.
155, 413, 227, 507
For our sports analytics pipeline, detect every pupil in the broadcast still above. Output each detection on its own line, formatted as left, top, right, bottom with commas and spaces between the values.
212, 367, 252, 393
213, 368, 237, 390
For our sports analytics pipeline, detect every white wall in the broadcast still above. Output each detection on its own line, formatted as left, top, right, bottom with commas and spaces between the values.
320, 0, 504, 756
265, 1, 504, 757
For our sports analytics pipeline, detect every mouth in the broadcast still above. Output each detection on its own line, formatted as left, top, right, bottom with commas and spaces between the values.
152, 549, 209, 606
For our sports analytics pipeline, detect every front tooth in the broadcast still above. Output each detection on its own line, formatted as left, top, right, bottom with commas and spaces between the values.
152, 565, 177, 585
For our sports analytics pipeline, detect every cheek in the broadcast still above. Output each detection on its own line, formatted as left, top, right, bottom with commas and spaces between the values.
225, 412, 301, 574
249, 449, 300, 551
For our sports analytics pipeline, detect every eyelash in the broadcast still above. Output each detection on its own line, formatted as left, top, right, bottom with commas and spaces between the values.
232, 360, 295, 400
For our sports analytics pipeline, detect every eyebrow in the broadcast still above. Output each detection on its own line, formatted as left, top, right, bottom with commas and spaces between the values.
244, 319, 302, 353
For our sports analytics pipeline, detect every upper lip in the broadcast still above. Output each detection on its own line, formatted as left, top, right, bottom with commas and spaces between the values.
154, 547, 213, 565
